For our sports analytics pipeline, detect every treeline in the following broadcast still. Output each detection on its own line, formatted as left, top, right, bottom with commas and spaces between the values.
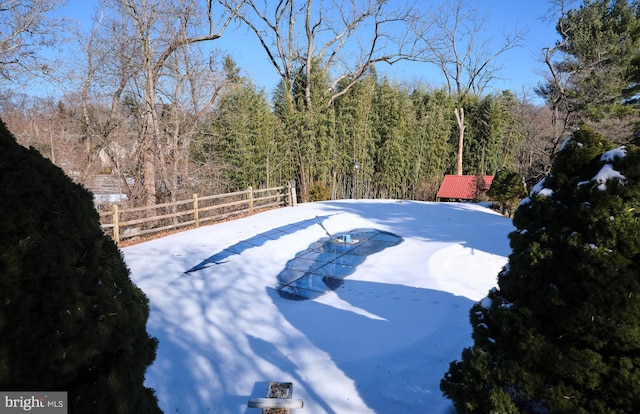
0, 0, 554, 205
2, 0, 640, 206
0, 73, 554, 203
201, 71, 547, 201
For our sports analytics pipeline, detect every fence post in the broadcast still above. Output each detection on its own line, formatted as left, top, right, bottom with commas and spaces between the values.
248, 186, 254, 213
113, 204, 120, 246
289, 179, 297, 207
286, 181, 292, 207
193, 193, 199, 227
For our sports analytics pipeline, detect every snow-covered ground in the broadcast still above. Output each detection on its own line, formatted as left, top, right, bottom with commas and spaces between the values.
122, 199, 514, 413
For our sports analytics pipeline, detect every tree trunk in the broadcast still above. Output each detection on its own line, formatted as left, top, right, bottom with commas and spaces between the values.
454, 107, 465, 175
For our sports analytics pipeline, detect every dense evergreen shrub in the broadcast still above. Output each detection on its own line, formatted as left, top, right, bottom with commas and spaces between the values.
487, 169, 527, 217
441, 127, 640, 413
0, 119, 161, 413
307, 182, 332, 201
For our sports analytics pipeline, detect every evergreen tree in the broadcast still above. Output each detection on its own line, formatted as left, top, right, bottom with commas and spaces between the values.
0, 119, 161, 413
207, 82, 284, 191
272, 60, 333, 201
487, 169, 527, 217
410, 88, 455, 199
441, 127, 640, 413
539, 0, 640, 123
371, 79, 417, 198
464, 93, 517, 176
331, 72, 378, 199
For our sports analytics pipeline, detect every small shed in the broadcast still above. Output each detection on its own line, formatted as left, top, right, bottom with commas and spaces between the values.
436, 175, 494, 201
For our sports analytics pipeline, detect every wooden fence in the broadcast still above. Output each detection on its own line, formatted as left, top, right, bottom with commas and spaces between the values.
98, 182, 297, 245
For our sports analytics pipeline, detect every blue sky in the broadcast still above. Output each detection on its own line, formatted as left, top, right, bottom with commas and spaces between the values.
57, 0, 560, 101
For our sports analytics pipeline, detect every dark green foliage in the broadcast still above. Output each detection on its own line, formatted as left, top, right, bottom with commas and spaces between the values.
565, 0, 640, 109
487, 169, 527, 217
0, 119, 161, 413
464, 92, 521, 176
539, 0, 640, 120
207, 82, 285, 191
307, 182, 331, 202
410, 88, 455, 198
331, 73, 378, 199
371, 79, 417, 198
442, 127, 640, 413
271, 60, 334, 201
197, 60, 519, 201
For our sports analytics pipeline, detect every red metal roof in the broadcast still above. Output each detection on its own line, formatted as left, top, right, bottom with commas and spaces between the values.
436, 175, 494, 200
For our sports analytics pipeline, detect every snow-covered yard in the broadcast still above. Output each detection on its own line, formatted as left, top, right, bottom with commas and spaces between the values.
123, 199, 514, 413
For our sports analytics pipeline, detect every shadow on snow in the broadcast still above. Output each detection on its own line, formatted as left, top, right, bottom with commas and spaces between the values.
269, 280, 473, 413
185, 214, 334, 273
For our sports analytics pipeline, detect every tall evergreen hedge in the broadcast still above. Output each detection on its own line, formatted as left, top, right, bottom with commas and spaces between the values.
441, 127, 640, 413
0, 119, 161, 413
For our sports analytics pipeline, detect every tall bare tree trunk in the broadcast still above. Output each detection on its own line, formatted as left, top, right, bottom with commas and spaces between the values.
107, 0, 236, 207
454, 107, 465, 175
142, 53, 159, 206
419, 0, 523, 177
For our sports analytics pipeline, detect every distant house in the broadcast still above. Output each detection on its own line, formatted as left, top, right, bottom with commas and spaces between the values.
436, 175, 494, 201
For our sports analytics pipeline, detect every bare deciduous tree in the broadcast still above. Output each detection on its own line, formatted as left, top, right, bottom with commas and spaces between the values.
75, 6, 135, 191
217, 0, 426, 200
0, 0, 67, 84
536, 0, 579, 160
417, 0, 525, 175
512, 95, 556, 187
218, 0, 425, 109
538, 0, 640, 157
92, 0, 242, 207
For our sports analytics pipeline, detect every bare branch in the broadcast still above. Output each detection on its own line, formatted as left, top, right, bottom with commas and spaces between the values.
0, 0, 67, 83
218, 0, 426, 107
416, 0, 526, 99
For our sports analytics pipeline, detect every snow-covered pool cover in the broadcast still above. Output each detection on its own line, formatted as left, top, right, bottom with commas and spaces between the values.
277, 229, 403, 300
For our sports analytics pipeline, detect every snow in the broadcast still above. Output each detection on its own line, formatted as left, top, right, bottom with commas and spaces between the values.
93, 193, 127, 204
122, 200, 514, 413
579, 162, 627, 191
559, 137, 572, 151
574, 147, 628, 191
520, 177, 554, 206
592, 164, 626, 191
479, 296, 493, 310
601, 146, 627, 162
537, 188, 554, 197
531, 178, 547, 196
